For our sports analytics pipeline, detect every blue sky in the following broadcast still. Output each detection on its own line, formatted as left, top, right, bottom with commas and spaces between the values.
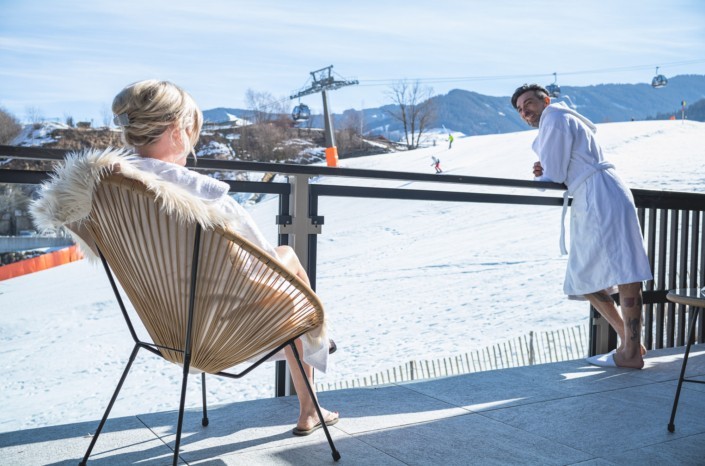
1, 0, 704, 123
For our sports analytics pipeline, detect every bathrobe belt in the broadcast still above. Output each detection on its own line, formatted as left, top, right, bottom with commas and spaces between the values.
560, 162, 615, 255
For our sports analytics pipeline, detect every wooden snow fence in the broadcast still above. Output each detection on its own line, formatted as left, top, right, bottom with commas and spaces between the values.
317, 324, 588, 392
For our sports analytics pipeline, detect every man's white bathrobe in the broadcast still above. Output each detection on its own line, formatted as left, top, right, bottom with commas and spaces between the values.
532, 103, 653, 298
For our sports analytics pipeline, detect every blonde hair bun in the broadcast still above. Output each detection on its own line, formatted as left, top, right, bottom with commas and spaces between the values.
112, 80, 203, 154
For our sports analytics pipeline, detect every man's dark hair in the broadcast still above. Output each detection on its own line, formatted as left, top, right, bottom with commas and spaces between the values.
511, 84, 549, 109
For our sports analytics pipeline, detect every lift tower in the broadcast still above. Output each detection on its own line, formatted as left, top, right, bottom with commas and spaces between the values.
290, 65, 358, 167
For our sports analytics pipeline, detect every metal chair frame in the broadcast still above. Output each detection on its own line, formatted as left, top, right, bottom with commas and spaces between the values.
668, 305, 705, 433
78, 179, 340, 465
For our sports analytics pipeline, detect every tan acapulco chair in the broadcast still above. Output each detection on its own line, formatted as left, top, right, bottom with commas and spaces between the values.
76, 172, 340, 465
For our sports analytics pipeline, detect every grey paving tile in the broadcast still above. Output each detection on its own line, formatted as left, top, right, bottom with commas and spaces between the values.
302, 384, 468, 435
503, 360, 654, 397
355, 412, 593, 466
603, 432, 705, 466
138, 397, 327, 462
0, 416, 171, 466
193, 431, 404, 465
629, 346, 705, 383
482, 381, 705, 458
600, 379, 705, 436
400, 365, 571, 412
567, 459, 618, 465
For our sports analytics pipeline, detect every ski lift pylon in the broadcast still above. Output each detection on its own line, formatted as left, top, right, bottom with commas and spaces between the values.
291, 103, 311, 121
546, 72, 561, 98
651, 67, 668, 88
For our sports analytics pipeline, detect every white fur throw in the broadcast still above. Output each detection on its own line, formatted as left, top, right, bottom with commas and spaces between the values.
30, 147, 233, 259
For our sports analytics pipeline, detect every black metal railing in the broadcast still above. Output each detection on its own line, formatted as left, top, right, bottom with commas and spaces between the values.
2, 144, 704, 391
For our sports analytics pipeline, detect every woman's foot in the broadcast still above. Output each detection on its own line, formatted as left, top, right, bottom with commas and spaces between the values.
294, 408, 339, 435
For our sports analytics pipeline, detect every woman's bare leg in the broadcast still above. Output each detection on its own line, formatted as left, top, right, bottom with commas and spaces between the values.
275, 246, 338, 429
274, 245, 310, 286
285, 339, 338, 431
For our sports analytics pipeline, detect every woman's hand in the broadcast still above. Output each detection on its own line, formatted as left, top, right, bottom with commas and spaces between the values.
532, 161, 544, 177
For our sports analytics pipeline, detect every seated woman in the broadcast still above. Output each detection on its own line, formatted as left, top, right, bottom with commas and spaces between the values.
109, 79, 338, 435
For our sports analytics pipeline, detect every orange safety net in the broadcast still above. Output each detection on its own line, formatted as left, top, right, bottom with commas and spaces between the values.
0, 245, 84, 281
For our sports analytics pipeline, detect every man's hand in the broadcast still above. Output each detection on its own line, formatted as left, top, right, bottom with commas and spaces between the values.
532, 161, 544, 177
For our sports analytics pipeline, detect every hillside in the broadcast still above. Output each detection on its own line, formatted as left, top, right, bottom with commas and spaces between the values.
204, 74, 705, 138
648, 97, 705, 121
5, 120, 393, 170
361, 74, 705, 137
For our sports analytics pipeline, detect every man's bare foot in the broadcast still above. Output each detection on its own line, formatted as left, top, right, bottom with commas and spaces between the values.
613, 350, 644, 369
295, 408, 339, 432
617, 343, 647, 356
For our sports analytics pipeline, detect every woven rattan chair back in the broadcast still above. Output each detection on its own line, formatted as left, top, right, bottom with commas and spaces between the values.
84, 173, 324, 373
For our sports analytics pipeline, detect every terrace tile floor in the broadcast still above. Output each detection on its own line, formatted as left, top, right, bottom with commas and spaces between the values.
2, 345, 704, 465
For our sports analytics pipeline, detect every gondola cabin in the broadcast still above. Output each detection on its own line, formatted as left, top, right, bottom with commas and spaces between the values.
292, 104, 311, 121
651, 74, 668, 88
546, 83, 561, 98
546, 72, 560, 98
651, 67, 668, 88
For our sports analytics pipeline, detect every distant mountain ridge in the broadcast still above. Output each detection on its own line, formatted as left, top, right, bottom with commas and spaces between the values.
203, 74, 705, 137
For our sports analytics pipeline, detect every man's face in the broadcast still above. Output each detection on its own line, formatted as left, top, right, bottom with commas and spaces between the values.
516, 91, 549, 128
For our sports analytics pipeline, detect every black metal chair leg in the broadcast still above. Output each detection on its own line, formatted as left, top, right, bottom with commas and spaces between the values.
172, 355, 192, 466
201, 372, 209, 426
171, 224, 201, 465
79, 344, 141, 466
289, 342, 341, 461
668, 307, 700, 433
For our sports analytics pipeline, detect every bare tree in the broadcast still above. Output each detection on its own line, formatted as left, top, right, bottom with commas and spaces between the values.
240, 89, 293, 160
336, 109, 364, 154
101, 104, 112, 128
25, 106, 43, 125
385, 80, 436, 149
341, 109, 363, 137
245, 89, 288, 125
0, 107, 22, 144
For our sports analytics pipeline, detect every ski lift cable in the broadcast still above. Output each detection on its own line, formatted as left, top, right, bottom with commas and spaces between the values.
355, 58, 705, 87
243, 58, 705, 112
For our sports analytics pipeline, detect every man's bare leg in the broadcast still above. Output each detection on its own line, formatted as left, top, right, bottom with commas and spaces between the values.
586, 290, 646, 355
586, 290, 626, 346
612, 282, 645, 369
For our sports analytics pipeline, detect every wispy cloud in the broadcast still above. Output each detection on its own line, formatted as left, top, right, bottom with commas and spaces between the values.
1, 0, 703, 120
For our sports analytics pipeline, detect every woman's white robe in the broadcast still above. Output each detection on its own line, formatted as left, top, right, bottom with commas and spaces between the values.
135, 157, 330, 372
532, 103, 653, 298
31, 149, 329, 373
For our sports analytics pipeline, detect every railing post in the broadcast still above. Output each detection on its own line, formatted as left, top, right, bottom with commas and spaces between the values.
280, 174, 322, 275
275, 173, 322, 397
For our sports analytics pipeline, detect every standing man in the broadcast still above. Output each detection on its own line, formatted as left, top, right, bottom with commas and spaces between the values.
511, 84, 653, 369
448, 133, 454, 149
